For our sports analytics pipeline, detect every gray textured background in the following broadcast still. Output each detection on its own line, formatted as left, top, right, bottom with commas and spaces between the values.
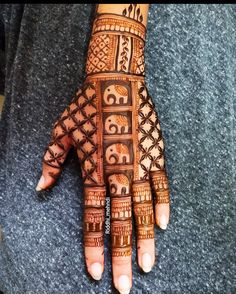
0, 4, 235, 294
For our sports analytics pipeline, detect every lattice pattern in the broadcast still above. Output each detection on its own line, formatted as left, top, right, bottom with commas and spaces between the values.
72, 84, 98, 184
137, 82, 165, 179
133, 39, 145, 75
43, 83, 99, 185
86, 34, 114, 74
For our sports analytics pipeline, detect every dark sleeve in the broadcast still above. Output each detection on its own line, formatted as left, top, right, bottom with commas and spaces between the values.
0, 4, 24, 91
0, 15, 5, 95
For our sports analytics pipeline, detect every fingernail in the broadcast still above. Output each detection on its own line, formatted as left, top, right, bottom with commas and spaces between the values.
118, 290, 130, 294
36, 175, 45, 191
159, 214, 168, 230
142, 253, 152, 273
90, 262, 102, 280
118, 275, 130, 294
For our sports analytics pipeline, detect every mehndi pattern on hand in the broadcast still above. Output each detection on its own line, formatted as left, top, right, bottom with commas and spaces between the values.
39, 5, 170, 294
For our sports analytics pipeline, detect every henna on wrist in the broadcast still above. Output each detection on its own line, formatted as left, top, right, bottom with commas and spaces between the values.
86, 12, 145, 77
42, 5, 170, 277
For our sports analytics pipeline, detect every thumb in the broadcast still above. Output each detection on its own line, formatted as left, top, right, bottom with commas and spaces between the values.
36, 132, 72, 191
36, 163, 62, 191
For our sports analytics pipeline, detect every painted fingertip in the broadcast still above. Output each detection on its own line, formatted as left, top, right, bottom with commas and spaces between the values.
141, 253, 152, 273
118, 275, 131, 294
159, 215, 168, 230
90, 262, 102, 280
36, 175, 45, 191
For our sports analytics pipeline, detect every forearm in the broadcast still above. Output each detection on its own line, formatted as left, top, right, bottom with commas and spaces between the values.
85, 4, 150, 78
96, 4, 149, 26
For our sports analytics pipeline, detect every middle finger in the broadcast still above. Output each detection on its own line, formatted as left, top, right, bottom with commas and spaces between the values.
108, 172, 133, 294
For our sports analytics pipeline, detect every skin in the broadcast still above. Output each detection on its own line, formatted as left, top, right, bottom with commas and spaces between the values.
36, 4, 170, 294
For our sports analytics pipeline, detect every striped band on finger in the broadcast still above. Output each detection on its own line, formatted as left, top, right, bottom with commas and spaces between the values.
132, 181, 154, 239
150, 170, 170, 204
83, 186, 106, 247
111, 219, 132, 257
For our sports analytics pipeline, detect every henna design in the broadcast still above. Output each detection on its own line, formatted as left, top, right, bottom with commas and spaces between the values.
118, 35, 130, 72
86, 34, 116, 74
92, 14, 146, 40
132, 181, 152, 203
123, 4, 143, 23
136, 226, 154, 240
86, 14, 146, 76
111, 220, 132, 250
150, 170, 170, 204
105, 142, 132, 165
83, 186, 106, 247
84, 232, 104, 247
131, 38, 145, 75
112, 247, 132, 257
132, 181, 154, 239
111, 197, 132, 220
102, 81, 131, 106
101, 76, 134, 259
137, 81, 165, 180
111, 220, 132, 257
43, 76, 169, 250
108, 173, 130, 195
133, 203, 154, 226
84, 186, 106, 207
86, 34, 145, 76
84, 208, 105, 232
43, 8, 170, 265
103, 112, 131, 134
71, 84, 99, 184
43, 83, 100, 185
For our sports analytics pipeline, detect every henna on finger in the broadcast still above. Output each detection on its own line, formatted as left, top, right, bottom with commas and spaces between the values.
100, 77, 134, 259
39, 5, 170, 291
150, 170, 170, 205
83, 186, 106, 247
132, 181, 154, 240
81, 5, 169, 291
109, 175, 132, 258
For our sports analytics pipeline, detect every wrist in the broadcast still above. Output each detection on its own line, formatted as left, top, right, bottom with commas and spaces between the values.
85, 13, 146, 77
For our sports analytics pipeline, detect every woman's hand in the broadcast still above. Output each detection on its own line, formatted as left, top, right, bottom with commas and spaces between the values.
36, 5, 170, 294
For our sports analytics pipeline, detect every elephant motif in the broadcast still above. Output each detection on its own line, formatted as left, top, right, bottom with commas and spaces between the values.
105, 143, 130, 164
103, 84, 129, 105
108, 173, 130, 195
104, 114, 129, 134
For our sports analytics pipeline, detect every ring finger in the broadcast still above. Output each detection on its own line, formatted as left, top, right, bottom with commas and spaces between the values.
132, 180, 155, 273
